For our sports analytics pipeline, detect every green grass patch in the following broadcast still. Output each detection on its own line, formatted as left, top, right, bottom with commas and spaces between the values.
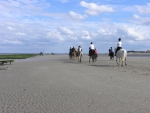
0, 54, 37, 59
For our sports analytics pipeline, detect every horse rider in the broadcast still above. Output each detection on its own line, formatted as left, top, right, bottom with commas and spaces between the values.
78, 46, 82, 51
77, 46, 82, 56
115, 38, 122, 56
89, 42, 95, 55
109, 47, 113, 56
90, 42, 95, 50
72, 46, 75, 52
69, 47, 72, 55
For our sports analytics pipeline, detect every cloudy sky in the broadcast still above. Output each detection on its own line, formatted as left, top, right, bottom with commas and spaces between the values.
0, 0, 150, 53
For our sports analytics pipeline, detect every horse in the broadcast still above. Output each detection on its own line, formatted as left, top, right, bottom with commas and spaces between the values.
109, 51, 114, 60
71, 51, 76, 59
89, 50, 97, 63
115, 48, 127, 66
77, 49, 82, 62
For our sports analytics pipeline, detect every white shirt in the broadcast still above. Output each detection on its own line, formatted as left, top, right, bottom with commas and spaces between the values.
117, 41, 122, 47
90, 44, 95, 49
78, 47, 82, 52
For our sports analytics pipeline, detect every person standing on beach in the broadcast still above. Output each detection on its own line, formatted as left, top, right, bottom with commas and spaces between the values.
115, 38, 122, 56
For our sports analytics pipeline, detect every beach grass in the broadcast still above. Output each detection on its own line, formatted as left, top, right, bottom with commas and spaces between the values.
0, 54, 37, 59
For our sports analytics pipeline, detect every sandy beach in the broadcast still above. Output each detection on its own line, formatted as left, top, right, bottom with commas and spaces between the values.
0, 54, 150, 113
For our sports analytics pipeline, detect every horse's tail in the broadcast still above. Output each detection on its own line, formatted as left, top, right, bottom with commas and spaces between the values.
121, 50, 126, 61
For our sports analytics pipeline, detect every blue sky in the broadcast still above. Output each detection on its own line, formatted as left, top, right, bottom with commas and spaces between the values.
0, 0, 150, 53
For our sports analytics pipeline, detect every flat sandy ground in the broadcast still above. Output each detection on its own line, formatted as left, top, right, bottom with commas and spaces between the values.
0, 54, 150, 113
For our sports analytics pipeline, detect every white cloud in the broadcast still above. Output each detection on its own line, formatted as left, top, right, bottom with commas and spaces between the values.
133, 14, 140, 19
126, 27, 144, 40
58, 26, 74, 35
7, 26, 15, 30
16, 32, 26, 36
68, 11, 87, 20
132, 14, 150, 25
47, 31, 64, 41
80, 30, 92, 40
0, 0, 51, 19
135, 3, 150, 14
80, 1, 114, 15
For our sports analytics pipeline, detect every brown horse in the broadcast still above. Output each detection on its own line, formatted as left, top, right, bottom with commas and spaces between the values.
109, 52, 114, 60
71, 51, 76, 59
89, 50, 97, 63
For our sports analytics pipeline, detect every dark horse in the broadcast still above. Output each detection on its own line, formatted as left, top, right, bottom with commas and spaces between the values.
89, 50, 97, 63
109, 51, 114, 60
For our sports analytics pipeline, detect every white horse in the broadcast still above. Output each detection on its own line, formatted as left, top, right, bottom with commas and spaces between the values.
116, 49, 127, 66
77, 48, 82, 62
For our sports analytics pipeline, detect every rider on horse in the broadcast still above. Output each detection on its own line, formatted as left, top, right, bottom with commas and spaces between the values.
72, 46, 75, 52
115, 38, 122, 56
77, 46, 82, 55
89, 42, 95, 56
109, 47, 113, 56
69, 47, 72, 56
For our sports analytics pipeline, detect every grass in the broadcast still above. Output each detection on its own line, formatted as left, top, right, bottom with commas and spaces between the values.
0, 54, 37, 59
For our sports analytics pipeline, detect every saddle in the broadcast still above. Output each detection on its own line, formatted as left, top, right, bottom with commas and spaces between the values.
89, 49, 95, 56
115, 47, 122, 56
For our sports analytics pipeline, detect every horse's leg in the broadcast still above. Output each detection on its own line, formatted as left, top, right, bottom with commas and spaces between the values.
121, 61, 123, 66
75, 53, 76, 58
73, 52, 75, 59
116, 57, 119, 65
92, 55, 94, 62
79, 55, 81, 62
78, 56, 80, 62
89, 56, 91, 63
125, 57, 127, 65
72, 52, 73, 59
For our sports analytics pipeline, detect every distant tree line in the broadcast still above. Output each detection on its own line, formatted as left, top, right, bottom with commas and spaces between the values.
127, 50, 150, 53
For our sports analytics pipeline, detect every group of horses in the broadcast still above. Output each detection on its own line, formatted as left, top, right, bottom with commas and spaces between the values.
69, 48, 82, 62
69, 48, 98, 63
69, 47, 127, 66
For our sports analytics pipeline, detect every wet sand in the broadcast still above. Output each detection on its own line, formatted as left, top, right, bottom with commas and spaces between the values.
0, 54, 150, 113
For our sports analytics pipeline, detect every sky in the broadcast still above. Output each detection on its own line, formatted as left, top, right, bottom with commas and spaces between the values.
0, 0, 150, 54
